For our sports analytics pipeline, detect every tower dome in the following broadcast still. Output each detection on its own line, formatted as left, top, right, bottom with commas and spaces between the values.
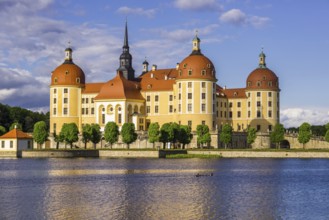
176, 33, 216, 81
246, 50, 279, 90
51, 47, 85, 86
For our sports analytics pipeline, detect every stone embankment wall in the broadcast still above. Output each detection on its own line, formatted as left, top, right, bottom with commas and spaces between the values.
285, 135, 329, 149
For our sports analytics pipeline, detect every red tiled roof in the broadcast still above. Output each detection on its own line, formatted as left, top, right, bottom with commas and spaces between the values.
139, 68, 177, 91
220, 88, 247, 99
0, 128, 32, 139
83, 82, 105, 94
95, 72, 144, 100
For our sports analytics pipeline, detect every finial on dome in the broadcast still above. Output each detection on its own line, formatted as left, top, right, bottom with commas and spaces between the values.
64, 41, 73, 63
259, 47, 266, 68
191, 30, 201, 55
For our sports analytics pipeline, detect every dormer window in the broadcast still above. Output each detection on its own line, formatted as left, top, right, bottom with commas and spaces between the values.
65, 70, 69, 75
234, 92, 237, 97
183, 63, 187, 68
257, 81, 261, 87
201, 69, 206, 76
147, 84, 152, 89
188, 69, 192, 76
247, 82, 251, 87
268, 81, 273, 87
76, 78, 80, 83
54, 77, 58, 84
207, 63, 211, 68
179, 70, 182, 76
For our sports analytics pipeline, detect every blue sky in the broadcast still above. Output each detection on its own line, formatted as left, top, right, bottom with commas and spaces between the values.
0, 0, 328, 128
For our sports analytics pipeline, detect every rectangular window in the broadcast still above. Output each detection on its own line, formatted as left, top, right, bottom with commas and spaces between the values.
86, 108, 89, 115
64, 98, 68, 104
86, 98, 89, 104
118, 114, 122, 124
224, 111, 227, 118
53, 108, 56, 115
91, 108, 94, 115
53, 98, 56, 104
155, 95, 159, 102
202, 82, 206, 88
1, 141, 4, 148
10, 141, 13, 148
91, 98, 94, 103
102, 114, 105, 124
202, 93, 206, 99
248, 111, 251, 118
220, 102, 223, 107
54, 89, 57, 94
248, 102, 250, 107
179, 83, 181, 88
147, 106, 150, 113
257, 125, 261, 131
224, 102, 227, 108
169, 95, 173, 101
82, 108, 85, 114
155, 105, 158, 113
268, 125, 272, 132
268, 110, 272, 118
202, 120, 205, 125
237, 111, 241, 118
188, 103, 192, 112
179, 94, 181, 100
53, 123, 56, 134
229, 102, 233, 108
220, 111, 223, 117
237, 102, 241, 108
229, 111, 232, 118
188, 93, 192, 99
188, 82, 192, 88
257, 111, 261, 118
147, 96, 150, 101
202, 104, 206, 112
268, 92, 272, 97
169, 105, 173, 113
257, 92, 261, 97
63, 108, 68, 115
82, 98, 85, 103
257, 101, 261, 107
268, 101, 272, 107
64, 88, 68, 93
188, 120, 192, 128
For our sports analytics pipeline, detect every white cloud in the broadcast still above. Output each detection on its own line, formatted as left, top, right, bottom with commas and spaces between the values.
174, 0, 222, 11
220, 8, 270, 28
281, 108, 329, 128
117, 6, 156, 18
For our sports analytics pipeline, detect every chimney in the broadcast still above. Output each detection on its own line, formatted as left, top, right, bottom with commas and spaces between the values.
152, 64, 157, 71
176, 63, 179, 70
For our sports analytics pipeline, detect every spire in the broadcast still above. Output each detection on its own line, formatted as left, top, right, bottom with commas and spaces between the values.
123, 20, 129, 50
191, 30, 202, 55
64, 41, 73, 64
259, 48, 266, 68
117, 21, 135, 80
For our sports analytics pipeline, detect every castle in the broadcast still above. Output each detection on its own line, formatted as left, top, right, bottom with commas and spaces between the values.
49, 23, 280, 143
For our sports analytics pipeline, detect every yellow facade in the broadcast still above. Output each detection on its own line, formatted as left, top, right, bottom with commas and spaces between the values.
49, 30, 280, 134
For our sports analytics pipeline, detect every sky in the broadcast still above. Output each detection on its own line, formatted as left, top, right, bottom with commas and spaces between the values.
0, 0, 328, 128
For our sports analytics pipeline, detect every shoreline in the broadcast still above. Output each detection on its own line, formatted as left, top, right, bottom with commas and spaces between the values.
1, 149, 328, 159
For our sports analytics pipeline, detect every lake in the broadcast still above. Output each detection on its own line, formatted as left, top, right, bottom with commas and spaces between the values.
1, 158, 329, 220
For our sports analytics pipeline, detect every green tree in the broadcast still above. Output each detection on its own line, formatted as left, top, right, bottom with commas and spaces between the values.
325, 123, 329, 143
178, 125, 193, 149
33, 121, 49, 149
0, 125, 6, 136
270, 123, 285, 149
10, 122, 22, 130
90, 124, 101, 149
159, 123, 174, 149
82, 124, 92, 149
170, 122, 180, 148
53, 132, 63, 149
104, 122, 119, 148
148, 122, 160, 149
247, 127, 257, 148
219, 124, 232, 149
298, 122, 311, 149
196, 124, 211, 148
121, 123, 137, 149
60, 123, 79, 149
